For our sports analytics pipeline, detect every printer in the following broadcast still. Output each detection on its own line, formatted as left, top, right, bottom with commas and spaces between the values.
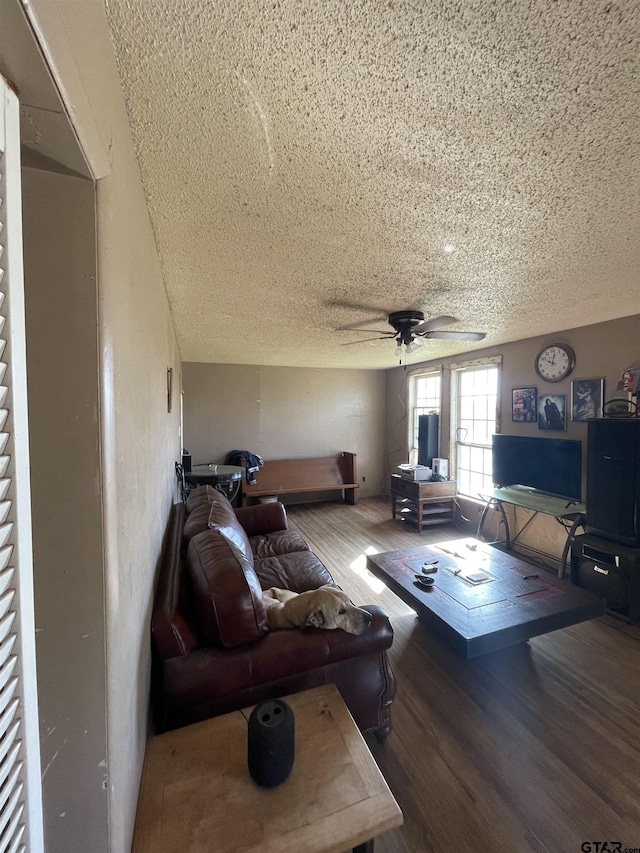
397, 463, 432, 482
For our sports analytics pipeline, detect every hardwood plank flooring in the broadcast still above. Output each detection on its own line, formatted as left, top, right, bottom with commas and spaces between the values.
285, 497, 640, 853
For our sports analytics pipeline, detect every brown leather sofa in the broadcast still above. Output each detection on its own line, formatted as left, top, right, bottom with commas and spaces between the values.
151, 485, 396, 740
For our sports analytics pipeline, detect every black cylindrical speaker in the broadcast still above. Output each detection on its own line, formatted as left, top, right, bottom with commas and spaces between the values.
247, 699, 295, 788
418, 413, 439, 468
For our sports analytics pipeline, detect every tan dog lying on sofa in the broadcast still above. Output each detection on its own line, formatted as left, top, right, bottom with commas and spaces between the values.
263, 585, 373, 635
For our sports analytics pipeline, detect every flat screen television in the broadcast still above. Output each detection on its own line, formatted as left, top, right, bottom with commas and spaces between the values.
492, 434, 583, 502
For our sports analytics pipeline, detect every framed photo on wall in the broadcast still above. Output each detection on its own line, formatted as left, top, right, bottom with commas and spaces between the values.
538, 394, 566, 431
571, 378, 604, 421
512, 387, 537, 423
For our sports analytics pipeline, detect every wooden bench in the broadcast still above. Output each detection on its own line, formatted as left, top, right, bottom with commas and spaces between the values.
241, 452, 358, 506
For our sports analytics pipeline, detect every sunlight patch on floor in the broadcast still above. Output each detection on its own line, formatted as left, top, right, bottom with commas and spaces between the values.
348, 546, 386, 594
431, 536, 484, 559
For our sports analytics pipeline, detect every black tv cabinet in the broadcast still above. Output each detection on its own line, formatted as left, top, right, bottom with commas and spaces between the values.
571, 533, 640, 624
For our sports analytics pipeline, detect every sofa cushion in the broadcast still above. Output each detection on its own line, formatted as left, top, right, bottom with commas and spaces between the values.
183, 485, 228, 540
187, 529, 268, 648
183, 501, 213, 541
207, 498, 254, 563
254, 550, 336, 593
183, 492, 255, 565
186, 484, 219, 513
249, 529, 309, 559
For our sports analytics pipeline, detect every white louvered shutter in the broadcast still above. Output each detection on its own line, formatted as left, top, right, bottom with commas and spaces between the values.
0, 77, 44, 853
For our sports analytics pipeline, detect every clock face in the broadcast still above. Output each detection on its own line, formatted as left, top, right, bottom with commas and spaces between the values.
535, 344, 575, 382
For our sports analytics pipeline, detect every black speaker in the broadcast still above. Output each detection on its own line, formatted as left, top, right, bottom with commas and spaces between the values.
571, 533, 640, 623
247, 699, 295, 787
418, 413, 439, 468
586, 418, 640, 547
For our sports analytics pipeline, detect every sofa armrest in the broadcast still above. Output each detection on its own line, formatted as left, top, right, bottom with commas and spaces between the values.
234, 502, 288, 537
152, 502, 201, 660
164, 604, 393, 707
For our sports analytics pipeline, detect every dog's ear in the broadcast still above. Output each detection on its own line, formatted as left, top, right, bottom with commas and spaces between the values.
305, 609, 325, 628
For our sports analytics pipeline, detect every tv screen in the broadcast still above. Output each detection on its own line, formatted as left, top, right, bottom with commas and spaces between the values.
492, 434, 582, 502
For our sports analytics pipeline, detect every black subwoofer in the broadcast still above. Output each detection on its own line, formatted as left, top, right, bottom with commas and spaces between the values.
571, 533, 640, 623
586, 418, 640, 547
418, 413, 439, 468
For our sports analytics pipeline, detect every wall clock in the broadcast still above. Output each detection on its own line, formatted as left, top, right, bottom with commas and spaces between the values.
534, 343, 576, 382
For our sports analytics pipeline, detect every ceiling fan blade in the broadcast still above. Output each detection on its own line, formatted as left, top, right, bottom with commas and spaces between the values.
341, 335, 394, 346
336, 317, 390, 330
414, 315, 458, 332
336, 327, 394, 335
327, 299, 389, 326
421, 330, 487, 341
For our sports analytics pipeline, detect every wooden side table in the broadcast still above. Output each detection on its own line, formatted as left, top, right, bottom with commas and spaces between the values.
132, 684, 402, 853
390, 474, 457, 532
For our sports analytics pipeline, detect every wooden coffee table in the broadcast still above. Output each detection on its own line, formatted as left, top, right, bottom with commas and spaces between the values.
366, 537, 605, 658
131, 684, 402, 853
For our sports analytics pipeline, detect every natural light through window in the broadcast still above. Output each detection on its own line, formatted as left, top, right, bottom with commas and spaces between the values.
454, 365, 499, 498
409, 372, 441, 453
349, 546, 386, 594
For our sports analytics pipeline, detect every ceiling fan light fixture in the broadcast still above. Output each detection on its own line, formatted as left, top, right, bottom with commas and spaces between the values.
337, 308, 486, 357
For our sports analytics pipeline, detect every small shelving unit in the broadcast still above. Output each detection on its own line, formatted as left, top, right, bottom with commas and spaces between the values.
390, 475, 457, 533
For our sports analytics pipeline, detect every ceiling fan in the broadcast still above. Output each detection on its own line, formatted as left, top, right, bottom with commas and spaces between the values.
337, 309, 486, 358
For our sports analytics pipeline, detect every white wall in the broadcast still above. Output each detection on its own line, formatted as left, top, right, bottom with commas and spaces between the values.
22, 166, 108, 851
183, 363, 387, 498
9, 1, 183, 850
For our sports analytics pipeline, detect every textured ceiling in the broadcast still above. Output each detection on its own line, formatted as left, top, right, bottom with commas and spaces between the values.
104, 0, 640, 369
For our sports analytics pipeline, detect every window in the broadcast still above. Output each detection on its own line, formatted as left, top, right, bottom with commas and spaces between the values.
408, 372, 441, 455
452, 363, 499, 498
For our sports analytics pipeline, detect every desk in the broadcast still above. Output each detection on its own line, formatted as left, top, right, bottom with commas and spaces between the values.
131, 684, 402, 853
183, 464, 244, 502
477, 485, 586, 578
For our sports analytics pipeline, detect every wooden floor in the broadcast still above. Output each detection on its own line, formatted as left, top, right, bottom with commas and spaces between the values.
285, 497, 640, 853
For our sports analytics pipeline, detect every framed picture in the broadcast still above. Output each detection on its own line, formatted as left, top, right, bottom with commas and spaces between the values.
571, 378, 604, 421
512, 387, 537, 423
538, 394, 566, 431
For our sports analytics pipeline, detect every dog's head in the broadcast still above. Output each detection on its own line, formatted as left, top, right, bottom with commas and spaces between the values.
299, 586, 372, 635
